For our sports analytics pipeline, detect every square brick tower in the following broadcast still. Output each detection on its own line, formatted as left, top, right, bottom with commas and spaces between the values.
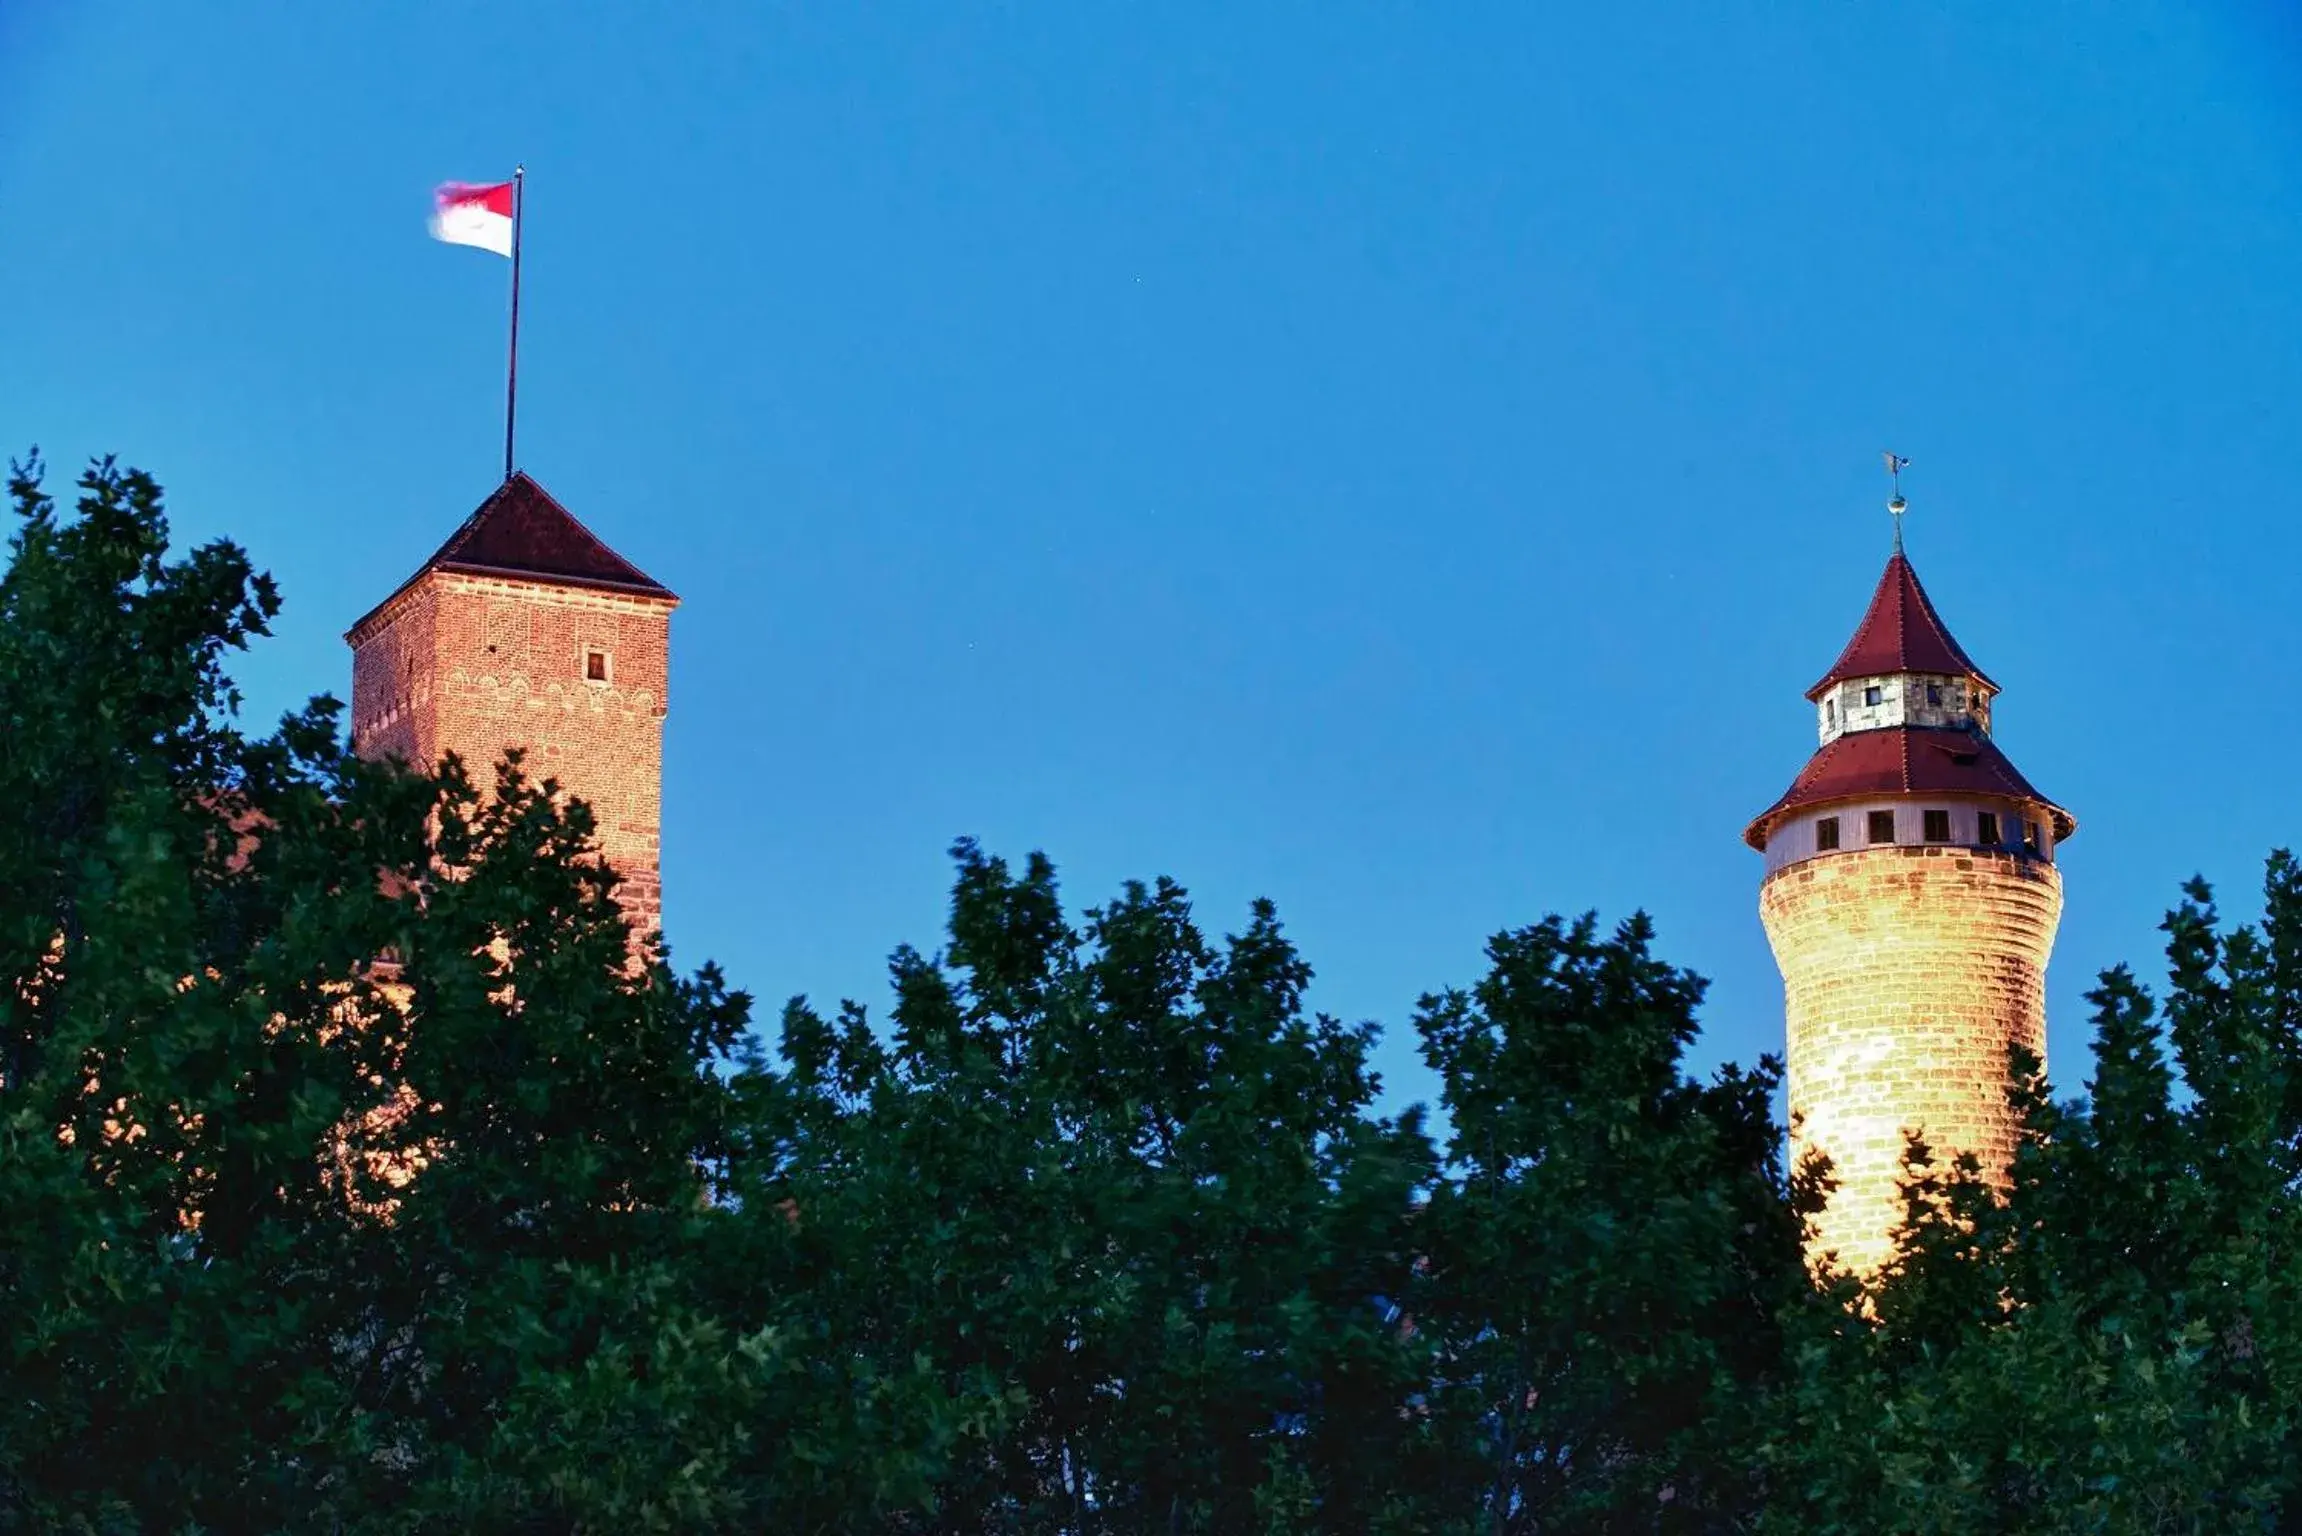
1745, 541, 2072, 1277
345, 473, 678, 936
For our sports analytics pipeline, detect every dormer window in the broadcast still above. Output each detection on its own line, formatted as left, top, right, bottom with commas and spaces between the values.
1864, 685, 1882, 706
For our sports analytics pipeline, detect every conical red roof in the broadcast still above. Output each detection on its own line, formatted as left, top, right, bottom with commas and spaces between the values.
1805, 552, 1993, 701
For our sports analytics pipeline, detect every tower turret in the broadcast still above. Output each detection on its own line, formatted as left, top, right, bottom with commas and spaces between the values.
1747, 544, 2072, 1275
345, 473, 677, 937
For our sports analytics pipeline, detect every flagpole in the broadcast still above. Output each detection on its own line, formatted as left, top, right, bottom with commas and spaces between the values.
504, 164, 525, 482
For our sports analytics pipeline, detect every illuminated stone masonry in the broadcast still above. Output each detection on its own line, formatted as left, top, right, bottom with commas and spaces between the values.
1816, 670, 1992, 745
1761, 846, 2061, 1274
1746, 549, 2074, 1276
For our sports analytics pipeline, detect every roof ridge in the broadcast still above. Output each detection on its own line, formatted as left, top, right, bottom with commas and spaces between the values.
1907, 566, 1962, 659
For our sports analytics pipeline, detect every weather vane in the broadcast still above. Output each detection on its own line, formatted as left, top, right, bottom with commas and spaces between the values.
1882, 452, 1911, 552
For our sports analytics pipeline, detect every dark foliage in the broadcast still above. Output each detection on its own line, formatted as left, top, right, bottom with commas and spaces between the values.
7, 454, 2302, 1532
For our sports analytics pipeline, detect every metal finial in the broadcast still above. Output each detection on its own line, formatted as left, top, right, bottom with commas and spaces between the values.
1882, 451, 1911, 552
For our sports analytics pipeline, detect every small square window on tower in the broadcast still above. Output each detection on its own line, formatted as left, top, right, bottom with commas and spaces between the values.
1927, 683, 1942, 705
1864, 685, 1883, 706
1816, 816, 1841, 851
584, 648, 610, 684
1868, 810, 1896, 845
1977, 811, 2001, 845
1924, 809, 1951, 842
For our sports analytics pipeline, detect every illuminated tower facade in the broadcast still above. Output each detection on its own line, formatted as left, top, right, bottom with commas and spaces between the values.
1745, 533, 2073, 1275
345, 472, 678, 936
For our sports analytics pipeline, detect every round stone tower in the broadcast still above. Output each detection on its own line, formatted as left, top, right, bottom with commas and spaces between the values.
1745, 535, 2073, 1276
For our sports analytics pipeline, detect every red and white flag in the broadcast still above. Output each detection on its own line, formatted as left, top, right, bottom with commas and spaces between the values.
429, 180, 515, 256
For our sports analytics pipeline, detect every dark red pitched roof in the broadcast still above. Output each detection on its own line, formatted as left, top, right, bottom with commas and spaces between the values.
346, 473, 675, 642
1743, 725, 2074, 849
422, 472, 672, 597
1805, 553, 1994, 701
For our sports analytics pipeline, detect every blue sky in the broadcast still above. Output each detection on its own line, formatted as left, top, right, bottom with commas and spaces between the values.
6, 3, 2302, 1124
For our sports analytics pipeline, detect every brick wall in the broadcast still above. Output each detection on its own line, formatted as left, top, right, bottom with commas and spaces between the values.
347, 582, 438, 767
1759, 844, 2062, 1275
348, 571, 675, 938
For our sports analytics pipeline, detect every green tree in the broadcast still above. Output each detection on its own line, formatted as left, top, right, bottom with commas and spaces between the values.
1763, 862, 2302, 1533
36, 451, 2302, 1535
1405, 912, 1811, 1533
0, 455, 762, 1532
711, 840, 1439, 1533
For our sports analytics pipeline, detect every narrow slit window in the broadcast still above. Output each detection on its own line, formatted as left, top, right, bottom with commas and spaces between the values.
585, 649, 609, 683
1816, 816, 1841, 851
1825, 698, 1836, 725
1868, 810, 1896, 845
2025, 820, 2042, 852
1924, 809, 1951, 842
1977, 811, 2001, 845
